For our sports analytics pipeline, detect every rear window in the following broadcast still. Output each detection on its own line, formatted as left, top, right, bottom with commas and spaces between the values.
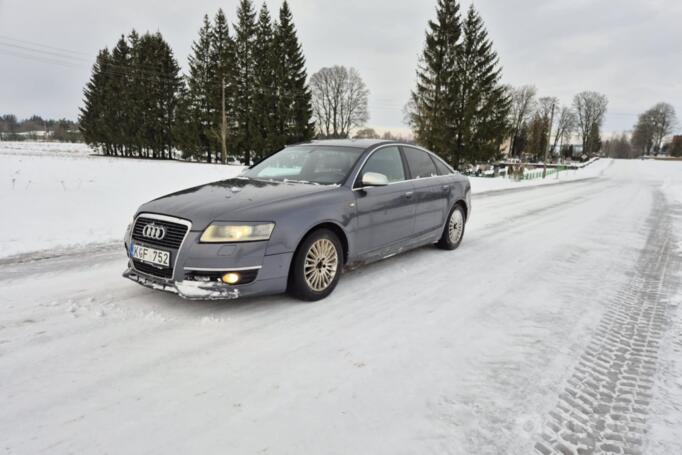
404, 147, 438, 179
432, 156, 453, 175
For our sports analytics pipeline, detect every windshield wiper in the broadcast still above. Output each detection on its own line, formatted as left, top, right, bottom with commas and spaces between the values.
282, 179, 319, 186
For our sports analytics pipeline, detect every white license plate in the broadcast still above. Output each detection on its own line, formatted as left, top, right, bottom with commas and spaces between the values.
131, 243, 170, 268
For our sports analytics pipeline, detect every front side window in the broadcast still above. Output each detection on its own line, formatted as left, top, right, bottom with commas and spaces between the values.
357, 146, 406, 186
404, 147, 438, 179
244, 146, 363, 185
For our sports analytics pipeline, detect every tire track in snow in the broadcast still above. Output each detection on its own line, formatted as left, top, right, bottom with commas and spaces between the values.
535, 192, 680, 455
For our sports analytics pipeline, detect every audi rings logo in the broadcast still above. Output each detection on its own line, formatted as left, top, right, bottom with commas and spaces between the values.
142, 223, 166, 240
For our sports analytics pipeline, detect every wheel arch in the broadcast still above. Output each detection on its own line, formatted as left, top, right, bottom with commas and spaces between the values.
293, 221, 350, 265
286, 222, 349, 292
454, 199, 468, 221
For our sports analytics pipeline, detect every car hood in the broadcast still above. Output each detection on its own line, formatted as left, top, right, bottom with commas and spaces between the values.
137, 178, 336, 230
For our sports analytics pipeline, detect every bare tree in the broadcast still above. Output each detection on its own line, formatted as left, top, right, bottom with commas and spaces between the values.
310, 66, 369, 138
537, 97, 558, 176
508, 85, 537, 157
631, 112, 655, 155
552, 107, 577, 156
537, 97, 557, 122
647, 102, 677, 152
573, 91, 608, 156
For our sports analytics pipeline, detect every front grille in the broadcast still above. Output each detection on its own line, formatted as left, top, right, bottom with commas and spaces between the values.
132, 216, 189, 249
133, 259, 174, 279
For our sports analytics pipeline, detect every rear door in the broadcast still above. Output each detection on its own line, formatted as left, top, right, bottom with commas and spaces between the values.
402, 147, 450, 237
353, 146, 416, 255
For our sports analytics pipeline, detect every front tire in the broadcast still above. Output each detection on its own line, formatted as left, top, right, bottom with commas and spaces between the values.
437, 204, 466, 250
289, 229, 343, 301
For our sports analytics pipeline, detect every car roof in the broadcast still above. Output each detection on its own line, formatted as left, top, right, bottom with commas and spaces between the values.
291, 138, 398, 150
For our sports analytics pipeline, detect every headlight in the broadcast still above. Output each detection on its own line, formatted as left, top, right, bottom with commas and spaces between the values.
200, 222, 275, 243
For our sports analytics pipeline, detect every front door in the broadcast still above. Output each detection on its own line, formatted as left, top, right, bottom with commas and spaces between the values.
353, 146, 416, 256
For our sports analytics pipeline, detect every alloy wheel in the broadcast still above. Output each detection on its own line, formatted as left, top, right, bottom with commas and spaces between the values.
304, 238, 339, 292
448, 209, 464, 244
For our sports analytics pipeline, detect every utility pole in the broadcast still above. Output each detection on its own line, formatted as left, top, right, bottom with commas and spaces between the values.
543, 101, 556, 179
220, 76, 228, 164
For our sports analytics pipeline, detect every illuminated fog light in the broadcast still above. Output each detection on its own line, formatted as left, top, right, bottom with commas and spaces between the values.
222, 273, 241, 285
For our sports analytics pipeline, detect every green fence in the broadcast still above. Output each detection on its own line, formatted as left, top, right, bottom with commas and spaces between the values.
511, 166, 567, 181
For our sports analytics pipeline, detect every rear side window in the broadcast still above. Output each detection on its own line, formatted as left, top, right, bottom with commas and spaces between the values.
432, 156, 453, 175
404, 147, 438, 179
358, 146, 406, 185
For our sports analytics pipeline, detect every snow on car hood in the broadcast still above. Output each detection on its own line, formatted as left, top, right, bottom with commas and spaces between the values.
137, 177, 335, 230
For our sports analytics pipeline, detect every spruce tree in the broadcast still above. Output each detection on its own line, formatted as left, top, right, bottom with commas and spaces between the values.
451, 5, 509, 165
110, 35, 132, 156
252, 3, 276, 160
272, 1, 314, 148
409, 1, 509, 168
126, 30, 144, 156
80, 49, 113, 155
233, 0, 258, 164
210, 9, 235, 163
181, 15, 216, 162
154, 33, 183, 159
131, 32, 182, 159
409, 0, 462, 163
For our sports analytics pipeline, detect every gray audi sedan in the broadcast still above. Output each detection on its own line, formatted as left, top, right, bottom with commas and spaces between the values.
123, 139, 471, 301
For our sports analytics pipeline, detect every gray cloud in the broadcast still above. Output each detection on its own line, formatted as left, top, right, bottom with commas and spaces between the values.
0, 0, 680, 135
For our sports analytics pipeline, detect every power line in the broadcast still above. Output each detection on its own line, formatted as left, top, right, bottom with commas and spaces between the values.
0, 33, 186, 83
0, 49, 83, 70
0, 34, 91, 57
0, 41, 90, 63
0, 42, 185, 86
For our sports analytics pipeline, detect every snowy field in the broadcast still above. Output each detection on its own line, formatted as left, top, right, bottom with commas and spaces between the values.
1, 144, 681, 454
0, 142, 244, 259
0, 141, 609, 260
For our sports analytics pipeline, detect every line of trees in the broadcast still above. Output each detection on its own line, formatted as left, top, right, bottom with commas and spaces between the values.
604, 102, 679, 159
79, 0, 313, 163
508, 86, 608, 161
406, 1, 510, 169
0, 115, 81, 142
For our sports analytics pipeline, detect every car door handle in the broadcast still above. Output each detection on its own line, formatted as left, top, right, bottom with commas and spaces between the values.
441, 185, 450, 192
404, 191, 414, 199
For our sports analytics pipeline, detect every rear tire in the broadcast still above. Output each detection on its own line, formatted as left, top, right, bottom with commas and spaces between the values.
288, 229, 343, 301
436, 204, 466, 250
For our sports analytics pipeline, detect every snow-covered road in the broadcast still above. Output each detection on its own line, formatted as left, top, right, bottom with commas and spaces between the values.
1, 160, 681, 454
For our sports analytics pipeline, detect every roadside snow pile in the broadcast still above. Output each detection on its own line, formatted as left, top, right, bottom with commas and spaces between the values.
470, 159, 613, 194
1, 148, 243, 259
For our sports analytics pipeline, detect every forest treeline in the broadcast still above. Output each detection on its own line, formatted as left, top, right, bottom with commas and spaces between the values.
79, 0, 312, 163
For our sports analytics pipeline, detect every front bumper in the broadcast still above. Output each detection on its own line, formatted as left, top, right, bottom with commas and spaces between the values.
123, 267, 241, 300
123, 260, 291, 300
124, 228, 294, 300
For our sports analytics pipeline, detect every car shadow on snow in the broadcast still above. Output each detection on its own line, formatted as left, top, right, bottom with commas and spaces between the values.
141, 243, 465, 318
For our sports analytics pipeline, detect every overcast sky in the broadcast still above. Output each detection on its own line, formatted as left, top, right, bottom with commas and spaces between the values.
1, 0, 680, 135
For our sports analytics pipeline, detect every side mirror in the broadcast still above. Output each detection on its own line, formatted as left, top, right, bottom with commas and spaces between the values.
362, 172, 389, 187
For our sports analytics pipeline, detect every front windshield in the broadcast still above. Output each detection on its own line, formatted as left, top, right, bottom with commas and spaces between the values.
243, 146, 364, 185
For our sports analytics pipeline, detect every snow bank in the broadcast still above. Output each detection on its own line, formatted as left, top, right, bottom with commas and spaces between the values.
470, 159, 613, 194
1, 143, 243, 258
